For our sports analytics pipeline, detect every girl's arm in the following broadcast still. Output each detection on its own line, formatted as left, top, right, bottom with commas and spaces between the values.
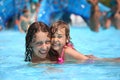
65, 47, 120, 62
65, 47, 89, 60
97, 57, 120, 62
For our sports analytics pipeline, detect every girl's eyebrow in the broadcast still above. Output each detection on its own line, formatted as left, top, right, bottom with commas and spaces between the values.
55, 33, 63, 35
54, 34, 62, 36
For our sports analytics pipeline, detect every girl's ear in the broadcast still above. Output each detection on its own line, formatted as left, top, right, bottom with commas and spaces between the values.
67, 36, 70, 43
66, 39, 69, 43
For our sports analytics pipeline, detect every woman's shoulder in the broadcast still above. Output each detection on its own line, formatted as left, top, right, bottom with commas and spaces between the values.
31, 60, 56, 64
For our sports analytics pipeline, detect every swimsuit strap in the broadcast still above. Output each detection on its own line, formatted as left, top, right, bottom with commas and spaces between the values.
57, 46, 65, 64
61, 46, 65, 58
67, 43, 73, 48
57, 43, 73, 64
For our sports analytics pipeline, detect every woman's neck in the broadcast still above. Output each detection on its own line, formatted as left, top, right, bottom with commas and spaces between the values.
31, 54, 49, 63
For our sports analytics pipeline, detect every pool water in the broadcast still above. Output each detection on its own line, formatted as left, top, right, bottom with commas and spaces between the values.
0, 26, 120, 80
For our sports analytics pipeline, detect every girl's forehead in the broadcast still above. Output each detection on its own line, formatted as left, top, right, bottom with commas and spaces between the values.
56, 28, 65, 34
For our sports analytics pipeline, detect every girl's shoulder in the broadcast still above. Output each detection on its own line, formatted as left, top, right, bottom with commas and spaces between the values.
64, 43, 74, 48
64, 45, 75, 54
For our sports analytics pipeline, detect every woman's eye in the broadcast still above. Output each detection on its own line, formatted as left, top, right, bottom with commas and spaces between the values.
36, 42, 43, 46
52, 35, 55, 38
58, 36, 62, 38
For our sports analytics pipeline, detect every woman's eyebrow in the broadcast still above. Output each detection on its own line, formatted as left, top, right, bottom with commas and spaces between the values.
58, 34, 62, 35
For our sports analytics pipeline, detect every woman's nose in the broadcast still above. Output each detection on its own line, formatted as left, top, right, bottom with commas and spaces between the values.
53, 37, 58, 42
42, 43, 48, 50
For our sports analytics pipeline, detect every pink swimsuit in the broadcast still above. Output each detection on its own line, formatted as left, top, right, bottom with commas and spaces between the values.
57, 43, 95, 64
57, 43, 74, 64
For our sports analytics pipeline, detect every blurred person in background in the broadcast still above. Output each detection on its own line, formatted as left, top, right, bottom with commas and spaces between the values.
30, 0, 42, 13
18, 8, 31, 33
37, 0, 91, 26
87, 0, 101, 32
30, 1, 41, 22
105, 0, 120, 29
0, 25, 3, 31
112, 0, 120, 29
87, 0, 110, 32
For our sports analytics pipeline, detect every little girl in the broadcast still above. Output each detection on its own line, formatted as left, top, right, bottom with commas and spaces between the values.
50, 21, 92, 64
50, 20, 120, 64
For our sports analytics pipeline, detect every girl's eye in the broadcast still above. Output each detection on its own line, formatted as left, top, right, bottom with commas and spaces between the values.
46, 41, 50, 44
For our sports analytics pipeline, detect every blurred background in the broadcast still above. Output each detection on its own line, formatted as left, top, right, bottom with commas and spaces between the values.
0, 0, 41, 32
0, 1, 120, 80
0, 0, 119, 32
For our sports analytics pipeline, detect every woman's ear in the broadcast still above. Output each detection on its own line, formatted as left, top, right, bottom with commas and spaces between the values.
29, 42, 33, 48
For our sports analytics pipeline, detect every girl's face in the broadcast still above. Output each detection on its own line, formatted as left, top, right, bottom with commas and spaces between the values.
31, 31, 51, 59
51, 28, 67, 52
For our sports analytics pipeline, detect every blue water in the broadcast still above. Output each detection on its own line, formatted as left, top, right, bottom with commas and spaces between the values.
0, 27, 120, 80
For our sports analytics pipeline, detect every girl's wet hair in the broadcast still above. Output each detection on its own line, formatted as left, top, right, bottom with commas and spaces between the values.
25, 22, 50, 62
50, 20, 71, 42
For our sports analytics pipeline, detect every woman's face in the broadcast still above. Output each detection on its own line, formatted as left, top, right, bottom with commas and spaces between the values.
51, 28, 67, 52
31, 31, 51, 59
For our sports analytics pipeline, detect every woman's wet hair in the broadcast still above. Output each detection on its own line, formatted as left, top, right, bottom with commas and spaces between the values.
25, 22, 50, 61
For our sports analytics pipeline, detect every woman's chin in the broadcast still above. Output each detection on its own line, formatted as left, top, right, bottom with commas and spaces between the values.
39, 55, 47, 59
